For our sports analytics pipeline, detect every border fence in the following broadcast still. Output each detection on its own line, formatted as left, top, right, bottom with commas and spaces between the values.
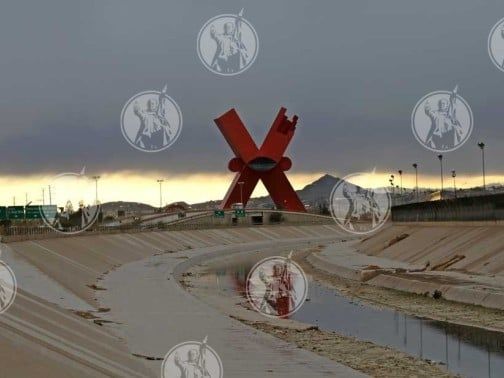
391, 193, 504, 222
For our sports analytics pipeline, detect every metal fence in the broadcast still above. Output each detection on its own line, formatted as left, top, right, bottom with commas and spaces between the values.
1, 210, 334, 242
391, 192, 504, 222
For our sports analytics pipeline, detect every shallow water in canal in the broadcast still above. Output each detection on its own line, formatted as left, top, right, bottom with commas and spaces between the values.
204, 259, 504, 378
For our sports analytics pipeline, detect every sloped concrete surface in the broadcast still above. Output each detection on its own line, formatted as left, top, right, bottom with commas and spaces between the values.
310, 227, 504, 311
1, 225, 365, 377
98, 240, 367, 378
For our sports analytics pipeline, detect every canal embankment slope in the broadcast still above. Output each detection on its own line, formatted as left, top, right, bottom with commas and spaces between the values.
309, 222, 504, 312
1, 225, 363, 377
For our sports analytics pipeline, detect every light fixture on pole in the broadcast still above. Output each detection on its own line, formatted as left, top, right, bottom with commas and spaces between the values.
92, 175, 101, 205
437, 154, 444, 200
398, 170, 403, 195
477, 142, 486, 191
389, 175, 395, 197
157, 179, 164, 210
412, 163, 419, 202
451, 170, 457, 198
238, 181, 245, 207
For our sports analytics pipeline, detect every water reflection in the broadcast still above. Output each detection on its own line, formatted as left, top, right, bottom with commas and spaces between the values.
209, 261, 504, 378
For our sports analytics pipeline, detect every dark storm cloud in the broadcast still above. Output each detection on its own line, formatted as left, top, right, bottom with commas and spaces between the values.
0, 0, 503, 177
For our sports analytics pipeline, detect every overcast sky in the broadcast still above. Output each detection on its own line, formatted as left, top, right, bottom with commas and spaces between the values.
1, 0, 504, 182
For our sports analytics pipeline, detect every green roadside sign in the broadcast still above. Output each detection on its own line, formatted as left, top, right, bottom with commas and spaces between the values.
235, 209, 246, 218
25, 206, 43, 219
25, 206, 38, 219
7, 206, 25, 220
40, 205, 58, 221
0, 207, 7, 220
214, 210, 225, 218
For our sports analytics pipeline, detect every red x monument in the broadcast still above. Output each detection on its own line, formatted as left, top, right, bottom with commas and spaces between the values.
214, 107, 306, 212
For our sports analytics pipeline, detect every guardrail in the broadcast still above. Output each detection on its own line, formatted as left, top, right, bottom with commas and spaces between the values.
391, 193, 504, 222
1, 210, 334, 243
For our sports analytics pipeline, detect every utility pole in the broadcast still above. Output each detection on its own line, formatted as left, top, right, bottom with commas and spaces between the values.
48, 185, 52, 205
92, 176, 101, 205
398, 170, 403, 195
478, 142, 486, 191
25, 193, 28, 205
157, 179, 164, 210
42, 188, 45, 205
412, 163, 419, 202
238, 181, 244, 207
13, 196, 15, 206
438, 154, 444, 200
451, 170, 457, 198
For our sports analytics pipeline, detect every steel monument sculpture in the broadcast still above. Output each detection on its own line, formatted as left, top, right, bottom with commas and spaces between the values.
214, 107, 306, 212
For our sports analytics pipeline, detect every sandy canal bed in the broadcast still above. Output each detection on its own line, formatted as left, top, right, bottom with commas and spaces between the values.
184, 245, 460, 378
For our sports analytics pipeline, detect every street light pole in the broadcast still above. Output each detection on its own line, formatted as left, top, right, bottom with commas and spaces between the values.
48, 185, 52, 205
452, 170, 457, 198
438, 154, 444, 200
42, 188, 45, 205
92, 175, 101, 205
398, 170, 403, 195
478, 142, 486, 191
412, 163, 419, 202
157, 179, 164, 210
238, 181, 244, 207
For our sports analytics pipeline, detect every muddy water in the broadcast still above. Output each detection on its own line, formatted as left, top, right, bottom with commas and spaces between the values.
204, 259, 504, 378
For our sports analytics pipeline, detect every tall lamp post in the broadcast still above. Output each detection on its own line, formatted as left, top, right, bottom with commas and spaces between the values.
451, 170, 457, 198
412, 163, 419, 202
238, 181, 245, 207
477, 142, 486, 191
438, 154, 444, 200
157, 179, 164, 210
398, 170, 403, 195
92, 175, 101, 205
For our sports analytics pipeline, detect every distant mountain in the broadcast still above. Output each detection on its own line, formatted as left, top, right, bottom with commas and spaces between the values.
296, 174, 340, 203
192, 174, 341, 210
100, 201, 155, 215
